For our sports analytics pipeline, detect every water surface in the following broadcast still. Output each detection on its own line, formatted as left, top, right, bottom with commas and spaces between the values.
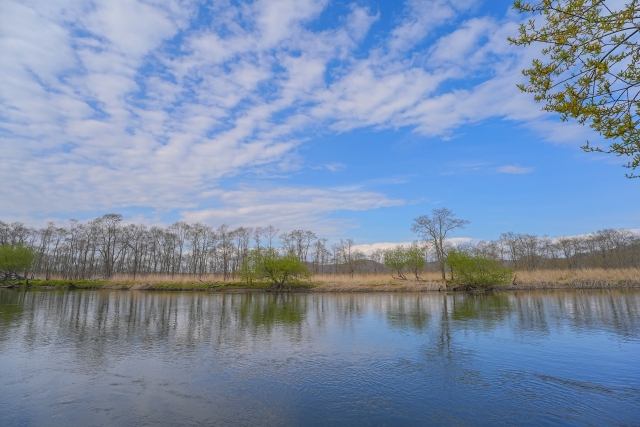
1, 289, 639, 426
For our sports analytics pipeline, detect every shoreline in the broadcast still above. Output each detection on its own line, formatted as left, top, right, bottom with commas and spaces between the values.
2, 278, 640, 292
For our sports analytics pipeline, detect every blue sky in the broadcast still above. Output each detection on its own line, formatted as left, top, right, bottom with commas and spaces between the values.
1, 0, 638, 247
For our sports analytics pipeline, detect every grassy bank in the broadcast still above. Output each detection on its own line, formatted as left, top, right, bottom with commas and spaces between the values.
311, 268, 640, 291
2, 268, 639, 292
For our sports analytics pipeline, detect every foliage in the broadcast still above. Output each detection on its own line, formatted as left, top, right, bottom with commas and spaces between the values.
510, 0, 640, 177
405, 242, 426, 280
383, 243, 427, 280
0, 244, 35, 281
384, 246, 409, 279
240, 248, 311, 289
445, 250, 514, 289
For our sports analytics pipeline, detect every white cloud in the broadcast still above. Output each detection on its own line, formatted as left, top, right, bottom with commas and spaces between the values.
496, 164, 534, 174
353, 237, 480, 255
0, 0, 597, 232
323, 162, 346, 172
388, 0, 476, 53
352, 242, 415, 254
179, 186, 404, 234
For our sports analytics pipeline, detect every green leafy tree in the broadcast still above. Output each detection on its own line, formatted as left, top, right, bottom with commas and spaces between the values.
509, 0, 640, 177
382, 243, 425, 280
239, 249, 262, 285
445, 250, 514, 290
384, 246, 408, 280
241, 248, 311, 290
0, 244, 35, 282
405, 242, 426, 280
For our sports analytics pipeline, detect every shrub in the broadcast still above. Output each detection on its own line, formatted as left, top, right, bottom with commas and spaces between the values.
0, 244, 35, 282
405, 242, 426, 280
445, 250, 514, 290
241, 248, 311, 290
384, 243, 426, 280
383, 246, 408, 279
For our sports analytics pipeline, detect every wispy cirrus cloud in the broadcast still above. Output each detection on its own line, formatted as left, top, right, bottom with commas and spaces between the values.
0, 0, 594, 230
180, 185, 403, 234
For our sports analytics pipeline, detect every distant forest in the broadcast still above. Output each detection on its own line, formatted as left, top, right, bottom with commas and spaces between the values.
1, 214, 639, 280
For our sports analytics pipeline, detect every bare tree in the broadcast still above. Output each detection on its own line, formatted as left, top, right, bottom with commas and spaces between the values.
5, 212, 639, 281
169, 222, 190, 277
311, 238, 329, 273
280, 230, 317, 262
370, 249, 385, 274
253, 227, 263, 250
263, 225, 279, 249
411, 208, 469, 280
93, 213, 124, 278
233, 227, 253, 269
217, 224, 233, 280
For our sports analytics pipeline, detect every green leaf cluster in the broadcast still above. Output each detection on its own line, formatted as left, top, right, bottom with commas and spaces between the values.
445, 250, 514, 289
240, 248, 311, 289
383, 243, 426, 280
510, 0, 640, 176
0, 244, 35, 280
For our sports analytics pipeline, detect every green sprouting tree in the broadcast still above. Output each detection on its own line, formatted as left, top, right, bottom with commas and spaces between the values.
445, 250, 514, 290
384, 246, 408, 280
509, 0, 640, 177
0, 244, 35, 282
405, 242, 426, 280
241, 248, 311, 290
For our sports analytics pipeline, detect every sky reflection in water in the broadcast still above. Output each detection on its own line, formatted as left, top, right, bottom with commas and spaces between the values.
0, 289, 639, 426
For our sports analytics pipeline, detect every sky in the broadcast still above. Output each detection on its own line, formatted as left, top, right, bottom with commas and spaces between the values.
1, 0, 639, 246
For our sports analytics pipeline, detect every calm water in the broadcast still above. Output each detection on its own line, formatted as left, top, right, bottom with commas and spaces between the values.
0, 289, 639, 426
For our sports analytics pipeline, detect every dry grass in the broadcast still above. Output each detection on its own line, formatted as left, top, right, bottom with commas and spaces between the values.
510, 268, 640, 289
310, 272, 443, 292
312, 269, 640, 291
27, 268, 640, 291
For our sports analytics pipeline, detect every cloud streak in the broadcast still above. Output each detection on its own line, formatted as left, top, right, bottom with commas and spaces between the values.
0, 0, 597, 229
496, 164, 534, 174
353, 237, 481, 255
180, 186, 403, 234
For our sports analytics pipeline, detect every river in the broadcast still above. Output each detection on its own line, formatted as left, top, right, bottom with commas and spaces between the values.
0, 289, 638, 426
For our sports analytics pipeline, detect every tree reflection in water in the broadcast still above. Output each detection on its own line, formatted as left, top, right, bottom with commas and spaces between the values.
1, 289, 639, 426
1, 290, 639, 346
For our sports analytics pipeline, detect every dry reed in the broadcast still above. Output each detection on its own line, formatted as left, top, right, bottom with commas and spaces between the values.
509, 268, 640, 289
29, 268, 640, 291
310, 272, 443, 292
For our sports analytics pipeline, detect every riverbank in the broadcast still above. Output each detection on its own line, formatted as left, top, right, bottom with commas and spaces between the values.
2, 268, 639, 292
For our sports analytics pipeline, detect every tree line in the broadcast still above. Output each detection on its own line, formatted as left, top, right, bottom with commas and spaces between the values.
0, 214, 367, 280
0, 211, 639, 281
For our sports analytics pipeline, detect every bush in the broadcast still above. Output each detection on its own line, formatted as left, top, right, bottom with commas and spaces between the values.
445, 250, 514, 290
240, 248, 311, 290
383, 246, 408, 279
0, 244, 35, 282
383, 243, 426, 280
405, 243, 426, 280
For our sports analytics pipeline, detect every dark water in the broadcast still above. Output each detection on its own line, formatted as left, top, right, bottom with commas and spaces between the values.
0, 290, 639, 426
